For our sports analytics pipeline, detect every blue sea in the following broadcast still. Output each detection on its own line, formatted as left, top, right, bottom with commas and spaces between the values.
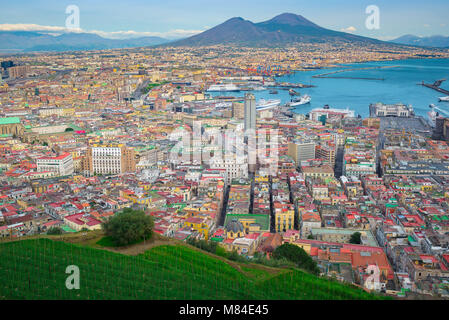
211, 58, 449, 118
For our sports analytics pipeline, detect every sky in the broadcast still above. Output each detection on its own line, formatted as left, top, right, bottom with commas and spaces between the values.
0, 0, 448, 40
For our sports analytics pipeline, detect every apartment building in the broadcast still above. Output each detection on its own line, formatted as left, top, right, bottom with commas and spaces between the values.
274, 202, 295, 233
36, 152, 74, 177
84, 145, 136, 175
288, 140, 316, 166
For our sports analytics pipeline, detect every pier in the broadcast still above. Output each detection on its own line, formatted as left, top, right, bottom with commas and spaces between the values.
420, 79, 449, 96
268, 83, 316, 89
313, 65, 399, 81
315, 76, 385, 81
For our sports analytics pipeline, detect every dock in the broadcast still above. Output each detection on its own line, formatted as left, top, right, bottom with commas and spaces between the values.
313, 65, 399, 81
420, 79, 449, 96
315, 76, 385, 81
268, 83, 316, 89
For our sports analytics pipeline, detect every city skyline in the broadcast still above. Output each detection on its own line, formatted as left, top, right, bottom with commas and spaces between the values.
2, 0, 449, 304
0, 0, 448, 40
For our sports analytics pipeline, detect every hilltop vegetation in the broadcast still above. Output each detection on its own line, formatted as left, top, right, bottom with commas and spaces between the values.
0, 238, 386, 300
102, 208, 154, 246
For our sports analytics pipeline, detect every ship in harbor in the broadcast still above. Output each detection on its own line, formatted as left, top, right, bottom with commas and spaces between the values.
289, 89, 300, 96
288, 95, 311, 107
206, 84, 240, 92
256, 99, 281, 111
440, 96, 449, 102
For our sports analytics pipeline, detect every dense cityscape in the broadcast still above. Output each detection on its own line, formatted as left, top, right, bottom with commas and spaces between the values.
1, 2, 449, 305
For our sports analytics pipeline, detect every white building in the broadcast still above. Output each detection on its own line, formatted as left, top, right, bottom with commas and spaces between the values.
209, 155, 248, 184
309, 108, 355, 122
87, 145, 136, 175
36, 152, 74, 177
369, 103, 414, 117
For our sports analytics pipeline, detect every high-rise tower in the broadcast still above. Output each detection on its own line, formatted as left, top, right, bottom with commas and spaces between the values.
244, 93, 256, 132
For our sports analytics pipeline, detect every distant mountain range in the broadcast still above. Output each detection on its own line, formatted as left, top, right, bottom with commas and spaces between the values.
0, 31, 169, 52
166, 13, 387, 47
3, 13, 447, 52
391, 34, 449, 48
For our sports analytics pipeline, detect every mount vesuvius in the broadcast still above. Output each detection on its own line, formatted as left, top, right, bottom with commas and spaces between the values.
166, 13, 388, 47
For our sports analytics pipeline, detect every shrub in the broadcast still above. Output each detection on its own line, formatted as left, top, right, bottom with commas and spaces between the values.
272, 243, 320, 275
350, 232, 362, 244
47, 227, 63, 235
102, 208, 154, 246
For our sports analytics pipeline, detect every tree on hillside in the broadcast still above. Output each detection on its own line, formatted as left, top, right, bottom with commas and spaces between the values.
272, 243, 320, 275
47, 227, 63, 235
102, 208, 154, 246
350, 232, 362, 245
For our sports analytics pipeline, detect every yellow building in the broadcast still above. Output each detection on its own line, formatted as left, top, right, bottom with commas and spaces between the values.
274, 202, 295, 233
225, 219, 245, 240
290, 240, 312, 254
184, 217, 212, 240
301, 165, 334, 179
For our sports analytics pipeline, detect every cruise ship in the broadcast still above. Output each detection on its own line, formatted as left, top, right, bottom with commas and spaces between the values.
439, 96, 449, 102
256, 99, 281, 111
206, 84, 240, 92
288, 95, 311, 107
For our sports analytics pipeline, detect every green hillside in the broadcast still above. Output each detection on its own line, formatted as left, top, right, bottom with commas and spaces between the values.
0, 238, 385, 300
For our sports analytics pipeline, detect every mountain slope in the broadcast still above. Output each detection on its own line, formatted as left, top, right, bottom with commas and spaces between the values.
0, 238, 384, 300
168, 12, 384, 47
0, 31, 169, 52
392, 34, 449, 48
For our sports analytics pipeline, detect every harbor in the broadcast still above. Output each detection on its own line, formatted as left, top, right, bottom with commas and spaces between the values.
208, 58, 449, 118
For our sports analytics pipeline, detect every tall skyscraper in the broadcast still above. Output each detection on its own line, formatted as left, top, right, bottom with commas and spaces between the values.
244, 93, 256, 132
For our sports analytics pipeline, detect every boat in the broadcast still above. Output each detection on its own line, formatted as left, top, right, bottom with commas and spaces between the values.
252, 86, 266, 91
206, 84, 240, 92
288, 95, 311, 107
289, 89, 300, 96
439, 96, 449, 102
256, 99, 281, 111
269, 90, 278, 94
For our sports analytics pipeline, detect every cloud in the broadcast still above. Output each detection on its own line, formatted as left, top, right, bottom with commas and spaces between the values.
340, 26, 357, 33
90, 29, 205, 39
0, 23, 81, 33
0, 23, 205, 39
376, 36, 398, 41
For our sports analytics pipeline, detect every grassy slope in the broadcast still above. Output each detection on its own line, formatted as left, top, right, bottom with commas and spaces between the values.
0, 238, 386, 300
